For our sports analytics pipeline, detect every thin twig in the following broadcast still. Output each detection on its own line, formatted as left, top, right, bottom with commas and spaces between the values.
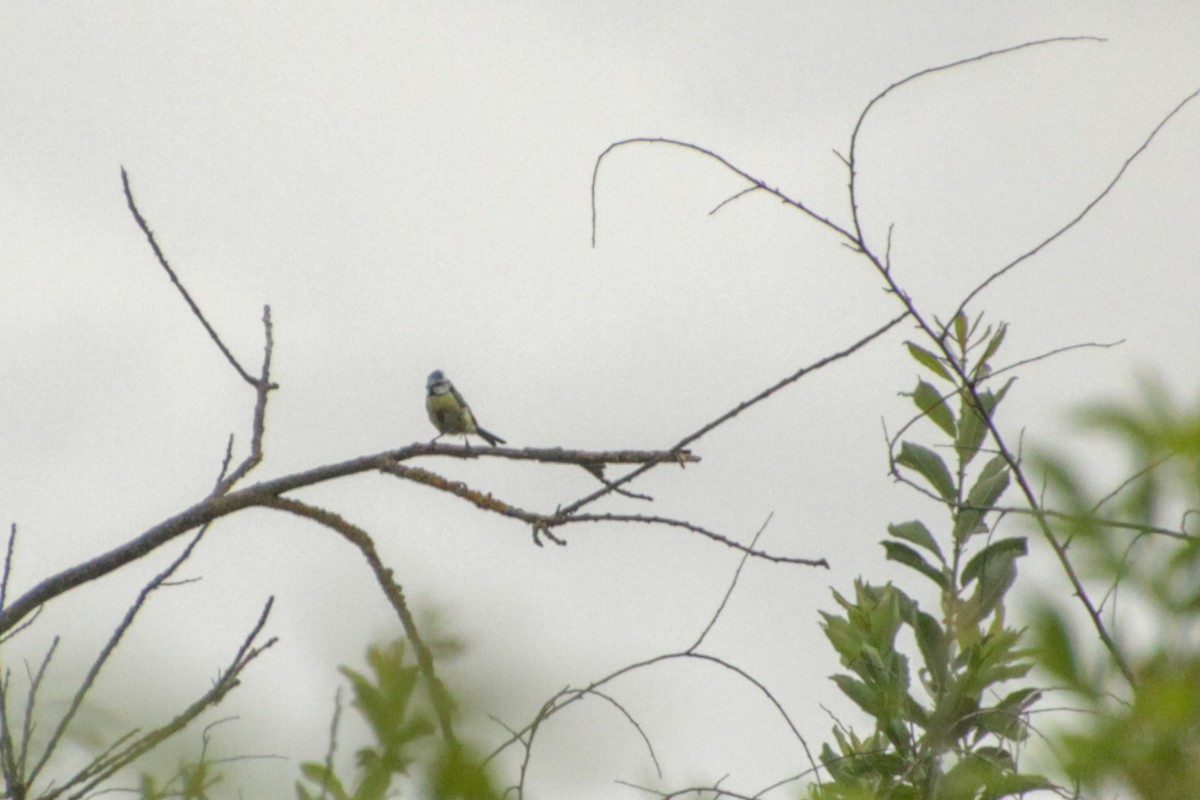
592, 137, 856, 248
488, 651, 818, 784
29, 527, 210, 786
690, 514, 773, 651
18, 638, 60, 785
214, 306, 277, 494
120, 167, 257, 386
0, 524, 15, 613
316, 688, 343, 800
985, 339, 1124, 381
54, 599, 277, 800
708, 185, 763, 216
580, 689, 662, 778
845, 36, 1106, 251
952, 83, 1200, 319
1091, 453, 1176, 516
555, 311, 909, 518
0, 670, 18, 798
986, 504, 1193, 542
568, 513, 824, 567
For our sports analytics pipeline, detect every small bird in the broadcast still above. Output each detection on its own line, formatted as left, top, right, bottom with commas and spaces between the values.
425, 370, 506, 447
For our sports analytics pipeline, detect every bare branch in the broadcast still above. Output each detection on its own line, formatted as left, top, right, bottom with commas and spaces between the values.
214, 305, 278, 494
708, 185, 763, 216
690, 514, 772, 652
54, 599, 277, 800
120, 167, 258, 386
580, 462, 653, 501
845, 36, 1106, 249
0, 524, 14, 613
260, 495, 458, 749
0, 672, 15, 797
568, 513, 824, 567
488, 651, 818, 788
592, 137, 856, 248
18, 638, 59, 784
986, 504, 1194, 543
316, 688, 343, 800
952, 83, 1200, 318
0, 445, 695, 635
416, 444, 698, 467
29, 525, 211, 786
556, 311, 909, 517
580, 689, 662, 778
986, 339, 1124, 381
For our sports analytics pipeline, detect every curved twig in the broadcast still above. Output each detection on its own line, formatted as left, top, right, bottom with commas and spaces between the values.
691, 515, 770, 653
845, 36, 1106, 251
121, 168, 260, 387
950, 83, 1200, 321
592, 137, 856, 248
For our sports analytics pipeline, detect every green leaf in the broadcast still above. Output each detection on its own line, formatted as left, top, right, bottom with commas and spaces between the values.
887, 520, 944, 561
820, 611, 865, 665
906, 342, 952, 381
975, 688, 1042, 740
861, 583, 905, 649
953, 457, 1010, 542
975, 322, 1008, 375
298, 763, 351, 800
954, 379, 1014, 467
955, 403, 988, 466
969, 549, 1023, 624
912, 379, 957, 437
967, 456, 1010, 509
1032, 607, 1082, 688
896, 442, 957, 502
883, 541, 949, 589
974, 745, 1016, 771
430, 743, 504, 800
953, 312, 968, 351
981, 771, 1055, 798
915, 612, 950, 692
831, 673, 880, 716
961, 538, 1027, 587
960, 628, 1033, 692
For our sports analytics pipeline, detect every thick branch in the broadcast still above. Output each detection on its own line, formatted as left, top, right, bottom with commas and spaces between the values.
0, 446, 688, 634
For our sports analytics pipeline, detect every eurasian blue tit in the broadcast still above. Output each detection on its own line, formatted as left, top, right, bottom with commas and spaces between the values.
425, 370, 506, 447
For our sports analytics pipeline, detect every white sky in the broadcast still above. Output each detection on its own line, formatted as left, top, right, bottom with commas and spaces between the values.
2, 3, 1198, 797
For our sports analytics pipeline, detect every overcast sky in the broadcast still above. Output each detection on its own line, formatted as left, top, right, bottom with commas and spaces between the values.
2, 3, 1198, 797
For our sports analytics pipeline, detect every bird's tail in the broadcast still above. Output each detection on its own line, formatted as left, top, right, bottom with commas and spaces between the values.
477, 427, 506, 447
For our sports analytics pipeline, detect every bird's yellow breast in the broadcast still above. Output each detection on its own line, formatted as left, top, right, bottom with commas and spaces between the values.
426, 391, 476, 434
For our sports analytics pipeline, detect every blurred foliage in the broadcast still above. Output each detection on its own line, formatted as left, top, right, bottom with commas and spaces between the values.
131, 640, 501, 800
809, 314, 1051, 799
296, 640, 436, 800
138, 758, 222, 800
1032, 377, 1200, 799
294, 639, 502, 800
